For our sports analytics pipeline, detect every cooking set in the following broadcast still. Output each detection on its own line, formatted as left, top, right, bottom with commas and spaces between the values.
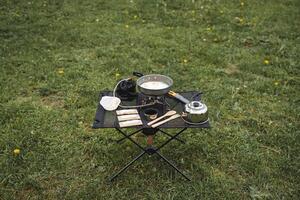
100, 72, 208, 128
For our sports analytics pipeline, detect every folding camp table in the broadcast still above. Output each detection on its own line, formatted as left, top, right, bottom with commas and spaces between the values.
92, 91, 210, 181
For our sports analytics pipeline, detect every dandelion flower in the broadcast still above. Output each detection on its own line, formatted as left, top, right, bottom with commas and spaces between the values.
134, 15, 138, 19
57, 68, 64, 75
241, 2, 245, 6
274, 81, 279, 86
235, 17, 244, 24
183, 59, 188, 63
264, 59, 270, 65
13, 148, 20, 155
125, 24, 129, 28
115, 73, 121, 78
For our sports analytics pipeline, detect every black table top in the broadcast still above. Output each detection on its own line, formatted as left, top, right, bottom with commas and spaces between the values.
92, 91, 210, 129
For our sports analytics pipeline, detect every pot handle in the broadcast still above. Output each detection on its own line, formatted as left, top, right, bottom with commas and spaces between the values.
132, 71, 144, 77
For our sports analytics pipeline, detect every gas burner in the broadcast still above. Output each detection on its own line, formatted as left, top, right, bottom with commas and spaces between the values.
137, 93, 167, 117
140, 95, 165, 105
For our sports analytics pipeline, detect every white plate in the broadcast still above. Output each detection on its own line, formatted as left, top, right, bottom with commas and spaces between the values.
100, 96, 121, 111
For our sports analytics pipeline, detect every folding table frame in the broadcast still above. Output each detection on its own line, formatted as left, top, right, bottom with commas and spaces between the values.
109, 127, 190, 181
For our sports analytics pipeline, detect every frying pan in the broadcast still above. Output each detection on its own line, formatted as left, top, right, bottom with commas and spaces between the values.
133, 72, 173, 96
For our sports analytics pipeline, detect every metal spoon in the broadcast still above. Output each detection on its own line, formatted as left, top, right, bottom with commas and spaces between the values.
147, 110, 176, 126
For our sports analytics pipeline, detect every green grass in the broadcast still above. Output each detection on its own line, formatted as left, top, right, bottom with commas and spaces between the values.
0, 0, 299, 199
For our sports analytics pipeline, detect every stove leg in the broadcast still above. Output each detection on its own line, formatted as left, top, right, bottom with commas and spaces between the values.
109, 151, 146, 181
156, 151, 191, 181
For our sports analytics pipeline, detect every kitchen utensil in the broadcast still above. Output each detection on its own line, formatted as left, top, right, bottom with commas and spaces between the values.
143, 108, 158, 121
119, 120, 143, 128
100, 96, 121, 111
168, 91, 209, 123
133, 72, 173, 96
117, 114, 140, 122
184, 101, 208, 123
151, 114, 181, 128
147, 110, 176, 126
168, 91, 190, 104
116, 109, 138, 115
115, 78, 137, 100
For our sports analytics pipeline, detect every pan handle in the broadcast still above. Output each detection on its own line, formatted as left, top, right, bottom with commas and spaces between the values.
132, 71, 144, 77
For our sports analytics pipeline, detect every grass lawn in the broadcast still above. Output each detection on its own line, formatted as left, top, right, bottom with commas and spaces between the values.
0, 0, 299, 199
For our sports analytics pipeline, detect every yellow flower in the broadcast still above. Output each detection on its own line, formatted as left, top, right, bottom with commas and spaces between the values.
183, 59, 188, 63
206, 27, 212, 31
115, 73, 120, 78
125, 24, 129, 28
240, 2, 244, 6
274, 81, 279, 86
220, 10, 224, 14
264, 59, 270, 65
57, 68, 64, 75
235, 17, 244, 24
133, 15, 138, 19
13, 148, 20, 155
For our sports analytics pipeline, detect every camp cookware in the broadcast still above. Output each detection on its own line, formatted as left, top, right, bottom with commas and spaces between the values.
100, 96, 121, 111
184, 101, 208, 123
168, 91, 208, 123
168, 91, 190, 104
133, 72, 173, 96
151, 114, 181, 128
143, 108, 158, 121
147, 110, 177, 126
115, 78, 137, 101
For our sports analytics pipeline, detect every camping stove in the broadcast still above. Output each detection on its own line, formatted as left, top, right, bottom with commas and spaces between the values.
137, 93, 168, 109
137, 93, 167, 125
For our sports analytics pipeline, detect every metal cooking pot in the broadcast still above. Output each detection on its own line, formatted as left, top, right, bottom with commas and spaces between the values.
184, 101, 208, 123
168, 90, 208, 123
133, 72, 173, 96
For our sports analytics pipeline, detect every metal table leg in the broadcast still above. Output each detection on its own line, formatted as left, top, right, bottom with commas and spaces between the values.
109, 151, 146, 181
111, 127, 190, 181
156, 128, 187, 151
156, 151, 191, 181
158, 129, 185, 144
116, 128, 143, 143
115, 128, 145, 151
